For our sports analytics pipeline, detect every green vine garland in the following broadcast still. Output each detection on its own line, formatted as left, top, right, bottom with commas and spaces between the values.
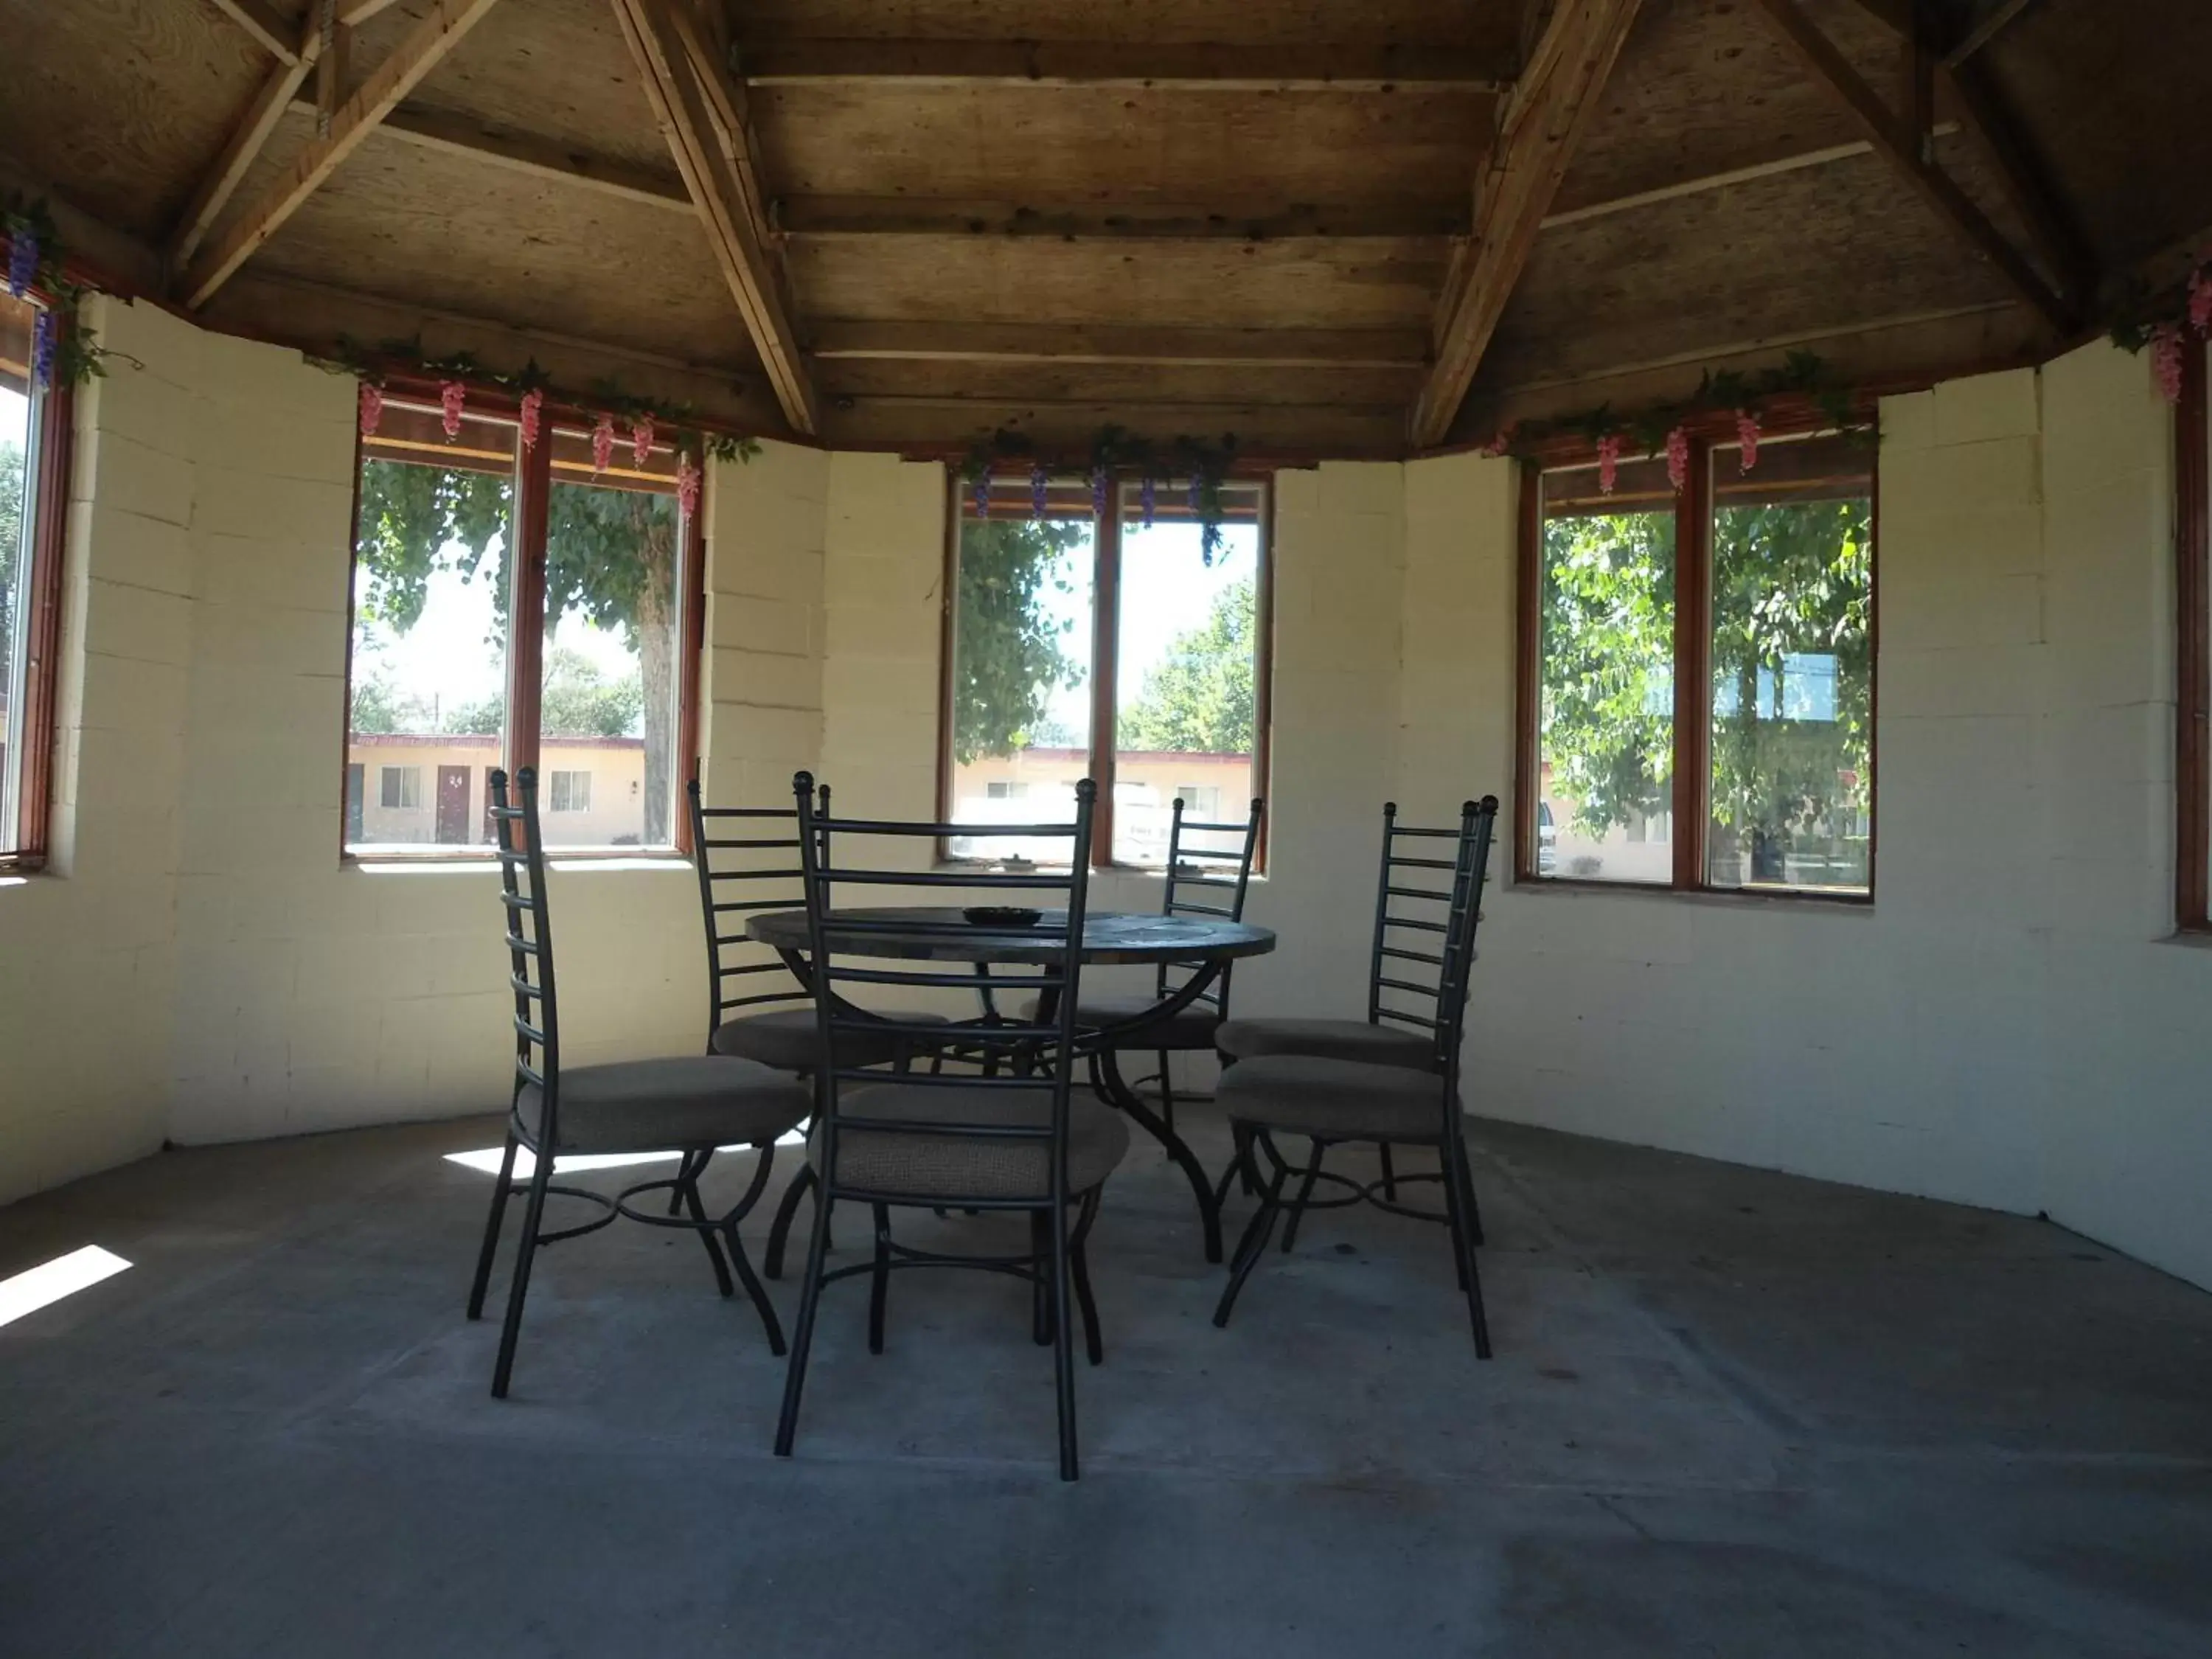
957, 423, 1242, 559
1, 195, 118, 388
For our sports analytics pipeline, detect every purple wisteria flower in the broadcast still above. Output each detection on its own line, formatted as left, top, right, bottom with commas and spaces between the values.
1030, 464, 1048, 520
971, 473, 991, 520
7, 228, 37, 299
1139, 475, 1156, 527
31, 308, 56, 389
1090, 466, 1109, 518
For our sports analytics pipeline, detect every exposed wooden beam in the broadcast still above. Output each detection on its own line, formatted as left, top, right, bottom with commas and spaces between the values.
825, 396, 1405, 460
1543, 126, 1958, 228
774, 196, 1467, 241
1944, 58, 2096, 308
612, 0, 817, 434
316, 15, 351, 138
369, 105, 694, 210
735, 38, 1512, 90
807, 321, 1430, 370
206, 0, 299, 63
1946, 0, 2043, 65
1409, 0, 1644, 448
181, 0, 507, 309
1747, 0, 2070, 331
167, 48, 316, 274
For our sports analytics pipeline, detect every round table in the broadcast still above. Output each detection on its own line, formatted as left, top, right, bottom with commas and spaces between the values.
747, 905, 1276, 1262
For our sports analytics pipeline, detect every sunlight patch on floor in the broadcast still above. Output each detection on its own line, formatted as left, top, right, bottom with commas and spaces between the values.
0, 1245, 132, 1330
442, 1130, 807, 1180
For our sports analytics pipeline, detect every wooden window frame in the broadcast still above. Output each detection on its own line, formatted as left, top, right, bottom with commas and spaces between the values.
2175, 342, 2209, 931
1513, 407, 1879, 903
340, 375, 709, 861
1, 297, 72, 872
936, 470, 1275, 872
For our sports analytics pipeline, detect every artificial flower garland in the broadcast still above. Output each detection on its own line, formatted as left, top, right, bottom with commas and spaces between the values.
1, 195, 116, 389
959, 424, 1244, 563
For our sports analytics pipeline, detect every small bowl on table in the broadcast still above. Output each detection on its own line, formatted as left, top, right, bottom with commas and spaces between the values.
962, 905, 1042, 928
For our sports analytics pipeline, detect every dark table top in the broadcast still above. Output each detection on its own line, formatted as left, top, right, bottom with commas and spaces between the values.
747, 906, 1276, 966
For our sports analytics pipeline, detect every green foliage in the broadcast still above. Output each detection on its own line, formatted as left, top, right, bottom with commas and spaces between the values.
1119, 575, 1256, 754
1540, 509, 1678, 835
953, 517, 1087, 764
1539, 495, 1873, 874
353, 459, 510, 635
0, 439, 21, 695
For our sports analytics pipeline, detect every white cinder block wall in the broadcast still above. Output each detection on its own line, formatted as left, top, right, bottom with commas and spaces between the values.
4, 302, 2208, 1294
1433, 341, 2212, 1292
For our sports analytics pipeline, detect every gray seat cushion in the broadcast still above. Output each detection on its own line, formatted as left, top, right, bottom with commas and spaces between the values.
812, 1082, 1130, 1202
710, 1006, 947, 1074
1215, 1015, 1436, 1071
1214, 1054, 1457, 1144
518, 1056, 810, 1154
1020, 992, 1221, 1050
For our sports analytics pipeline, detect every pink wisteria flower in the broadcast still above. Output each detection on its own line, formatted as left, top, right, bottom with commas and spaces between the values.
1736, 408, 1761, 474
677, 453, 701, 519
2191, 268, 2212, 335
1596, 434, 1622, 495
438, 380, 465, 439
1665, 425, 1690, 493
2152, 323, 2186, 405
518, 386, 543, 451
591, 412, 616, 473
357, 380, 383, 440
631, 413, 655, 467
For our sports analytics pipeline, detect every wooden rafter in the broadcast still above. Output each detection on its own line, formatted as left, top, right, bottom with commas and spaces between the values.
1748, 0, 2070, 330
1947, 0, 2044, 65
206, 0, 299, 63
180, 0, 507, 309
168, 42, 316, 274
808, 321, 1430, 370
735, 39, 1512, 91
1408, 0, 1644, 448
372, 107, 692, 212
611, 0, 818, 434
776, 197, 1467, 241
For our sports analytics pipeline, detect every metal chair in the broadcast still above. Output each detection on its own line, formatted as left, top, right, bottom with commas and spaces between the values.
1211, 796, 1500, 1356
686, 777, 946, 1276
774, 773, 1124, 1482
1022, 796, 1263, 1134
467, 768, 811, 1399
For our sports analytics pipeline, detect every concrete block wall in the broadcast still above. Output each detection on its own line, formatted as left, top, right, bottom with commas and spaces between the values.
1420, 341, 2212, 1290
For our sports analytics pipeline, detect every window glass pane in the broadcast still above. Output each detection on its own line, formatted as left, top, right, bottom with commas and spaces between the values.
1538, 457, 1677, 883
347, 402, 518, 850
1707, 432, 1874, 892
1111, 479, 1264, 866
539, 426, 684, 849
0, 293, 39, 853
947, 478, 1095, 863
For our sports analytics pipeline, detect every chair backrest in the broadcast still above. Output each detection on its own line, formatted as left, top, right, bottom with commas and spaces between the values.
1364, 797, 1501, 1072
1153, 795, 1265, 1012
793, 771, 1099, 1207
687, 776, 830, 1045
489, 768, 560, 1132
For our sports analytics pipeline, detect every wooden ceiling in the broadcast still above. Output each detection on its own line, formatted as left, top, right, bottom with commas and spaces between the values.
2, 0, 2208, 459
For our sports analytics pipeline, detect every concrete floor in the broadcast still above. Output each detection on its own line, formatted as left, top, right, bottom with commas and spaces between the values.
1, 1112, 2209, 1658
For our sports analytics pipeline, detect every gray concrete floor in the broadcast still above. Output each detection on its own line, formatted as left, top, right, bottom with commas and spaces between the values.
2, 1110, 2209, 1658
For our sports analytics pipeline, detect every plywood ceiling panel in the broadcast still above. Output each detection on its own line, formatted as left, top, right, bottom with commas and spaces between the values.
0, 0, 274, 237
239, 119, 759, 371
749, 83, 1491, 209
813, 358, 1423, 410
788, 236, 1449, 330
1478, 147, 2016, 396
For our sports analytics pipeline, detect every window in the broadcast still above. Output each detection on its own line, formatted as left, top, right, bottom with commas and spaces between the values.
943, 473, 1270, 868
1520, 425, 1875, 897
345, 392, 702, 855
379, 766, 422, 810
2178, 341, 2211, 929
1, 289, 67, 867
549, 770, 591, 813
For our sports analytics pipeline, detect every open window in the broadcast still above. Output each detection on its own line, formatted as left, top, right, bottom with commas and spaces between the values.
0, 289, 68, 868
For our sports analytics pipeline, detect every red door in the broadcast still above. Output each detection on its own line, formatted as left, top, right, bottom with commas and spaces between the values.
435, 765, 470, 844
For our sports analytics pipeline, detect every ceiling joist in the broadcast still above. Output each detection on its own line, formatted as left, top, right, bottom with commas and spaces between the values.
735, 38, 1512, 91
775, 196, 1465, 242
1409, 0, 1645, 448
180, 0, 507, 309
1750, 0, 2071, 330
612, 0, 818, 434
807, 321, 1430, 371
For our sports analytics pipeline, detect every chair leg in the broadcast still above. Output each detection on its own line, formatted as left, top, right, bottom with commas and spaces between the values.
866, 1203, 892, 1355
1156, 1048, 1176, 1135
1069, 1189, 1105, 1366
773, 1184, 836, 1458
1029, 1208, 1054, 1346
678, 1153, 737, 1298
466, 1133, 520, 1321
765, 1161, 818, 1280
1213, 1152, 1289, 1329
490, 1153, 554, 1399
1049, 1189, 1079, 1482
1456, 1138, 1486, 1248
1441, 1139, 1493, 1360
1280, 1138, 1327, 1253
722, 1215, 786, 1356
669, 1146, 711, 1216
1377, 1142, 1399, 1203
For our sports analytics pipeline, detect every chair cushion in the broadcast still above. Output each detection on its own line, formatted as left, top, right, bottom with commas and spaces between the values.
1019, 992, 1221, 1051
1214, 1054, 1457, 1144
811, 1082, 1130, 1202
710, 1006, 948, 1074
1215, 1015, 1436, 1071
518, 1056, 810, 1155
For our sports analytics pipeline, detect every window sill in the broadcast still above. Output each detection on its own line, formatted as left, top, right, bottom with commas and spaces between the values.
1511, 876, 1874, 913
345, 850, 692, 874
